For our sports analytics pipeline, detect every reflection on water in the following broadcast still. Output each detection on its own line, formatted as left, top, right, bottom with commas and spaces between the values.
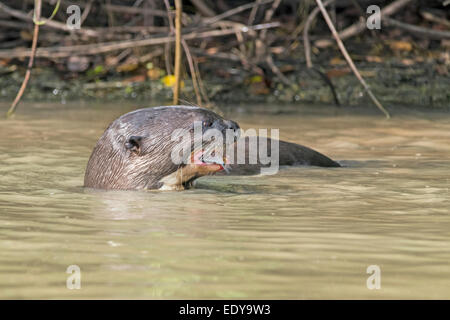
0, 102, 449, 299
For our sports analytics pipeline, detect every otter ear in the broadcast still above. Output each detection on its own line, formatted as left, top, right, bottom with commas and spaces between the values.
125, 136, 144, 155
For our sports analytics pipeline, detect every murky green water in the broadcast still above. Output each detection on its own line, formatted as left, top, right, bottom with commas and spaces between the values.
0, 102, 449, 299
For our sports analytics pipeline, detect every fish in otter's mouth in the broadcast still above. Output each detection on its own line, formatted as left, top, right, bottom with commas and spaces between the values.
162, 125, 238, 190
191, 149, 230, 173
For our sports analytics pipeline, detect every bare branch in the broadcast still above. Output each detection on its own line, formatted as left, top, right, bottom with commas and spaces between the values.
315, 0, 390, 118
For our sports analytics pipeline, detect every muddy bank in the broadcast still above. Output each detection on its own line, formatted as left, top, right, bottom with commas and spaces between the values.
1, 58, 448, 109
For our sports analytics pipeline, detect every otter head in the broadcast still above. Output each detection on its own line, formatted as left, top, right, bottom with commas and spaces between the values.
84, 106, 240, 190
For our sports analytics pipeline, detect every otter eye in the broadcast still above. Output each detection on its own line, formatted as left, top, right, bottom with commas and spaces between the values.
202, 121, 212, 128
125, 136, 144, 155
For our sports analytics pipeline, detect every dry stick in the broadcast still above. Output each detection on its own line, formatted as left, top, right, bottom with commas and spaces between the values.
0, 22, 281, 58
289, 0, 313, 42
104, 3, 189, 25
165, 0, 202, 106
0, 1, 98, 37
212, 20, 255, 66
0, 20, 28, 29
164, 43, 173, 75
232, 47, 259, 73
173, 0, 182, 105
315, 0, 390, 119
104, 4, 169, 18
420, 10, 450, 28
163, 0, 174, 78
204, 0, 274, 25
266, 54, 291, 86
252, 0, 282, 85
6, 0, 41, 118
181, 40, 202, 106
348, 0, 376, 39
80, 0, 94, 24
235, 29, 247, 57
193, 57, 211, 105
310, 67, 340, 106
105, 0, 115, 27
137, 47, 164, 63
384, 17, 450, 39
190, 47, 241, 62
248, 0, 263, 25
304, 0, 334, 68
92, 25, 169, 33
33, 0, 60, 24
259, 0, 281, 42
303, 0, 340, 106
163, 0, 175, 30
190, 0, 216, 17
255, 0, 281, 61
143, 0, 157, 27
318, 0, 414, 48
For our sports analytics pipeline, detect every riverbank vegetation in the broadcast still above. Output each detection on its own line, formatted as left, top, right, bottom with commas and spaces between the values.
0, 0, 449, 116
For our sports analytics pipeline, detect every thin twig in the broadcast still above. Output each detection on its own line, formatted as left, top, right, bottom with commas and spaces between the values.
303, 0, 334, 68
0, 22, 281, 58
80, 0, 94, 24
255, 0, 281, 60
167, 0, 203, 105
266, 54, 291, 86
104, 2, 190, 25
248, 0, 262, 25
204, 0, 273, 25
349, 0, 377, 38
163, 0, 174, 77
181, 39, 202, 106
190, 47, 241, 61
310, 67, 340, 106
315, 0, 390, 118
164, 43, 173, 75
384, 17, 450, 39
104, 4, 171, 19
420, 10, 450, 28
163, 0, 175, 31
173, 0, 182, 105
289, 0, 312, 43
7, 0, 41, 117
211, 20, 255, 64
297, 0, 342, 105
190, 0, 216, 17
259, 0, 281, 42
193, 57, 211, 105
91, 25, 169, 33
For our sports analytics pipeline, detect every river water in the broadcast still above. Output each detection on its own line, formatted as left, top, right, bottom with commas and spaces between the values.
0, 102, 449, 299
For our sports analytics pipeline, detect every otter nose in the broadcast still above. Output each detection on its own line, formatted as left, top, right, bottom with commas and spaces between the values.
225, 119, 240, 141
226, 120, 240, 131
211, 119, 240, 132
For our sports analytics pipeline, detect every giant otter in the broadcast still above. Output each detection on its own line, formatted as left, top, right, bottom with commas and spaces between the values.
84, 105, 339, 190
